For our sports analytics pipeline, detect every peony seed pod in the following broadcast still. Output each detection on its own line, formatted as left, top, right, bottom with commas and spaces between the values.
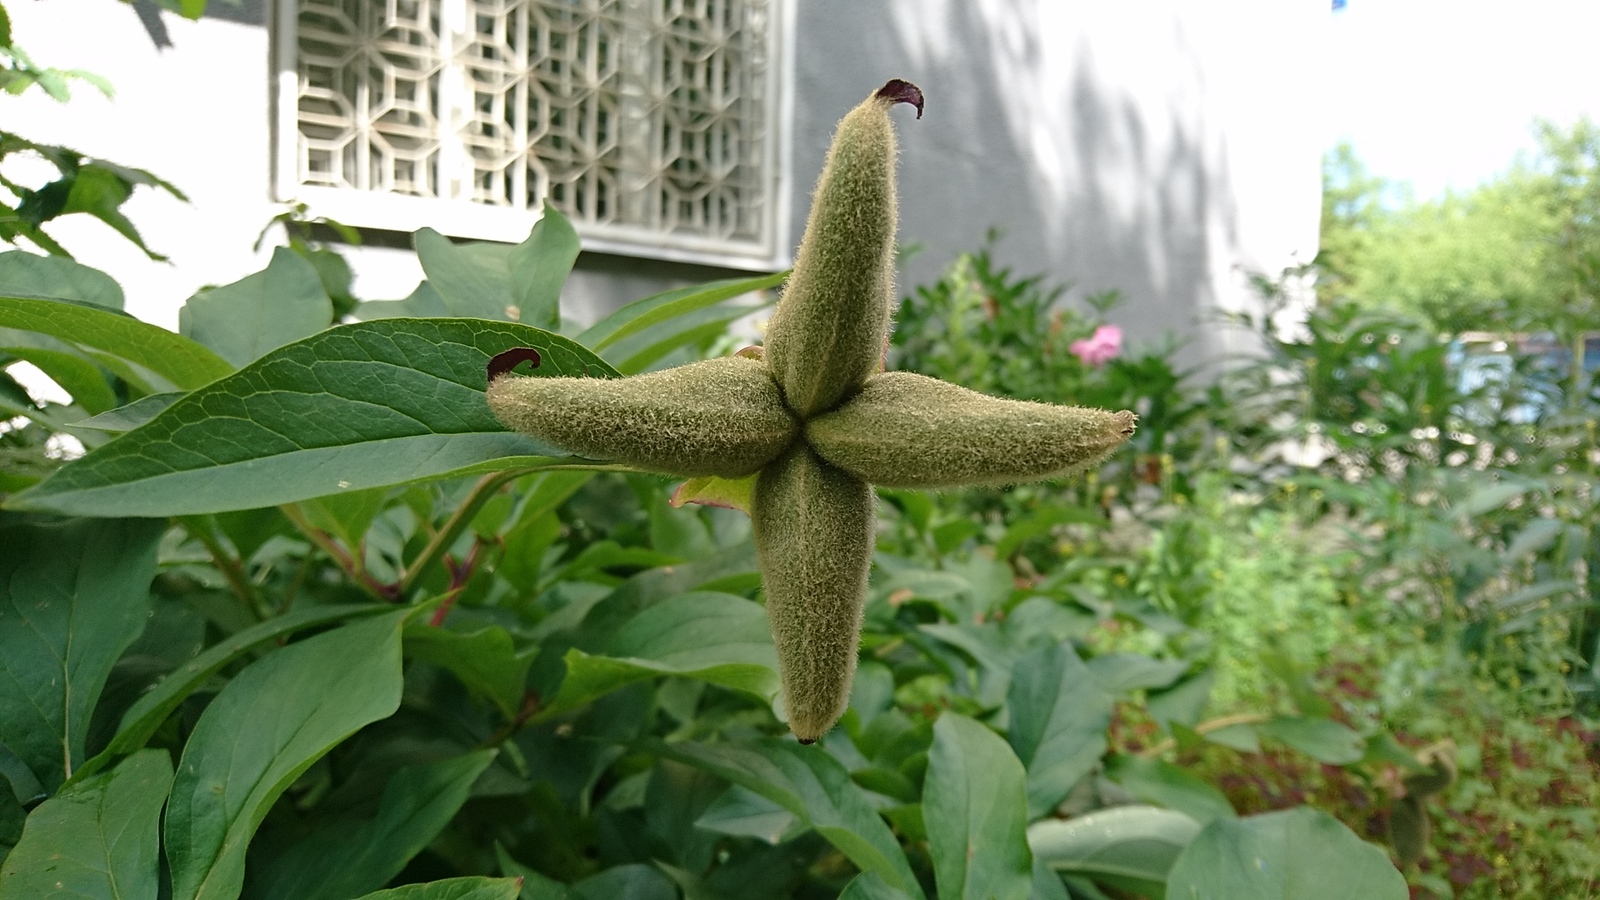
764, 80, 922, 418
805, 371, 1137, 488
751, 444, 876, 743
1387, 795, 1429, 868
486, 355, 798, 478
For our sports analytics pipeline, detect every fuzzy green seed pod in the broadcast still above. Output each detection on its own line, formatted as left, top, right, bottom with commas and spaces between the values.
486, 355, 798, 478
752, 444, 876, 743
805, 371, 1137, 488
765, 80, 922, 418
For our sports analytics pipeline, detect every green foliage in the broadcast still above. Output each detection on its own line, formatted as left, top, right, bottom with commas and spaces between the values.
0, 515, 164, 793
7, 318, 618, 516
0, 750, 169, 899
922, 714, 1032, 900
1318, 122, 1600, 357
1165, 807, 1408, 899
0, 132, 187, 260
0, 0, 188, 261
3, 54, 1596, 899
0, 216, 1437, 897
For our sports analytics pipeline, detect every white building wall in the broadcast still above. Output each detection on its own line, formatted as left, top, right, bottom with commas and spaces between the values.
796, 0, 1328, 363
3, 0, 1325, 358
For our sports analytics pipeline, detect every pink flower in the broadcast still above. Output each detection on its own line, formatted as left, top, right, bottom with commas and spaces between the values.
1069, 324, 1122, 367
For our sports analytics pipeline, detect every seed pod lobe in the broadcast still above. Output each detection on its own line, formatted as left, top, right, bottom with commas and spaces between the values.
487, 355, 797, 478
765, 80, 920, 417
806, 371, 1136, 488
752, 444, 876, 742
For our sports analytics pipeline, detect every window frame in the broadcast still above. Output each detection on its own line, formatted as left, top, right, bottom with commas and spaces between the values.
270, 0, 796, 271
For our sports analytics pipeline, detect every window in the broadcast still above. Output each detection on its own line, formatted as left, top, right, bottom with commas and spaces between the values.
274, 0, 788, 268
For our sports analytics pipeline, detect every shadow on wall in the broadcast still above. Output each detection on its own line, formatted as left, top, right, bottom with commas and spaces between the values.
791, 0, 1253, 367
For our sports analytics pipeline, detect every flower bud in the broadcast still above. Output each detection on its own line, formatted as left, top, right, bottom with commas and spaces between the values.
805, 371, 1136, 488
486, 356, 797, 478
752, 444, 875, 742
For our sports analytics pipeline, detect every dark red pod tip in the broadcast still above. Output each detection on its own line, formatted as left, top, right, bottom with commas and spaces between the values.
875, 79, 924, 119
487, 347, 541, 382
797, 737, 818, 745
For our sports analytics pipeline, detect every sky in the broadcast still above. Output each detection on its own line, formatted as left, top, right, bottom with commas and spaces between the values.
1326, 0, 1600, 200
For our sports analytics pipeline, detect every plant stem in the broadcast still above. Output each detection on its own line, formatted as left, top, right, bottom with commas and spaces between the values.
399, 470, 522, 598
1137, 711, 1271, 759
280, 503, 398, 601
281, 552, 312, 615
182, 516, 265, 618
428, 539, 484, 627
483, 690, 542, 747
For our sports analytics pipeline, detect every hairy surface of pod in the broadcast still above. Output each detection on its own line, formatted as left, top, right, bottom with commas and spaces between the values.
479, 78, 1140, 745
486, 356, 797, 478
764, 84, 912, 418
751, 444, 875, 742
805, 371, 1137, 488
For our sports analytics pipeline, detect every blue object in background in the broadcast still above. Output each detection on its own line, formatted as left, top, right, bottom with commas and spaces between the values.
1333, 0, 1347, 9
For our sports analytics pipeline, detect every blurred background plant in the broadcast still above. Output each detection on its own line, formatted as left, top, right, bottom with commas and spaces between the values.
884, 217, 1600, 897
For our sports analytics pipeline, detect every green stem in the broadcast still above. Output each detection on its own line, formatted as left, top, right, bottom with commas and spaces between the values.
482, 690, 542, 747
1137, 712, 1271, 759
280, 503, 398, 601
181, 516, 265, 618
399, 471, 523, 598
281, 553, 312, 616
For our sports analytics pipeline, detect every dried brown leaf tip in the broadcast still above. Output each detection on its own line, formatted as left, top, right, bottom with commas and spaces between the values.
486, 347, 541, 382
875, 79, 924, 118
485, 79, 1135, 743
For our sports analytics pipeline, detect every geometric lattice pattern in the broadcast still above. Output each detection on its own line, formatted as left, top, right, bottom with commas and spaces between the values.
293, 0, 776, 251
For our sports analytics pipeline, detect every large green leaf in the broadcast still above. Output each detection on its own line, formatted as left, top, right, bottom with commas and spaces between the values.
0, 250, 123, 308
838, 872, 918, 900
510, 203, 581, 331
75, 391, 184, 432
1164, 807, 1407, 899
1086, 653, 1189, 694
1104, 755, 1236, 826
1028, 805, 1201, 893
0, 782, 23, 868
405, 623, 532, 718
1255, 717, 1365, 765
923, 713, 1032, 900
493, 844, 570, 899
693, 784, 805, 845
6, 318, 621, 517
561, 545, 759, 649
164, 610, 410, 900
406, 209, 579, 330
75, 603, 394, 782
608, 301, 765, 375
536, 591, 778, 719
1008, 643, 1113, 818
246, 750, 496, 900
179, 247, 334, 367
353, 282, 450, 321
577, 271, 787, 352
0, 750, 171, 900
0, 295, 232, 390
353, 877, 524, 900
570, 864, 675, 900
0, 328, 119, 413
654, 740, 924, 899
0, 515, 163, 794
